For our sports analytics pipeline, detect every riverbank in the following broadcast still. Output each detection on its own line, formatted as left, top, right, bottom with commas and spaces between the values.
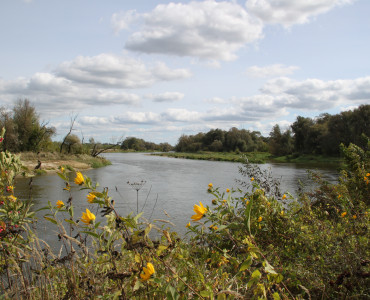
19, 151, 111, 175
151, 151, 343, 165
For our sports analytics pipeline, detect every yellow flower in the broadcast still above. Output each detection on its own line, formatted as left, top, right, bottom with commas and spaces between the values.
257, 216, 263, 223
246, 200, 250, 205
87, 193, 96, 203
191, 201, 207, 221
60, 166, 65, 172
226, 188, 230, 193
341, 212, 347, 218
208, 183, 213, 188
280, 210, 284, 216
209, 225, 218, 231
140, 262, 155, 281
186, 222, 191, 228
56, 200, 64, 208
8, 195, 17, 202
74, 172, 84, 185
251, 177, 254, 182
81, 208, 96, 225
282, 194, 287, 200
338, 194, 342, 199
352, 215, 357, 219
366, 173, 370, 177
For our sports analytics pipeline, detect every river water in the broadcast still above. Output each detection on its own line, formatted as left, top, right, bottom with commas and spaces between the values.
14, 153, 339, 239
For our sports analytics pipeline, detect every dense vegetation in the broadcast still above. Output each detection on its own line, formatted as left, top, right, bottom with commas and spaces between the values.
120, 137, 173, 152
174, 105, 370, 157
1, 126, 369, 299
0, 99, 55, 152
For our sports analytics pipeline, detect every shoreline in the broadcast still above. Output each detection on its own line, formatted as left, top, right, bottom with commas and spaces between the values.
18, 151, 111, 176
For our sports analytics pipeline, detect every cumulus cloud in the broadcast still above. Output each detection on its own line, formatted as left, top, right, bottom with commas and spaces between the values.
56, 54, 191, 89
246, 64, 299, 78
0, 73, 141, 115
111, 10, 140, 33
246, 0, 354, 27
146, 92, 184, 102
120, 1, 263, 61
113, 112, 161, 124
260, 76, 370, 110
162, 108, 203, 122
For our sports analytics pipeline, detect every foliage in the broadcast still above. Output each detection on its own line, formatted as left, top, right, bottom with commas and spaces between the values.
290, 105, 369, 156
175, 128, 268, 153
0, 99, 55, 152
0, 128, 369, 299
121, 137, 174, 152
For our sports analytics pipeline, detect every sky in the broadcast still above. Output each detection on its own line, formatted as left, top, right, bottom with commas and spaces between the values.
0, 0, 369, 145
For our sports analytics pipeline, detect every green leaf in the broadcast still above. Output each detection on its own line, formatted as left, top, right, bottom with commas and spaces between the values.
144, 224, 152, 237
44, 216, 57, 225
240, 255, 253, 272
68, 206, 74, 217
166, 285, 180, 300
264, 260, 277, 275
200, 290, 211, 297
57, 172, 68, 182
245, 198, 252, 233
81, 231, 99, 238
273, 292, 280, 300
251, 269, 261, 279
36, 206, 51, 212
64, 219, 76, 225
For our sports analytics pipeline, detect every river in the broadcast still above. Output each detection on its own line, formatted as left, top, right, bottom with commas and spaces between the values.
14, 153, 339, 240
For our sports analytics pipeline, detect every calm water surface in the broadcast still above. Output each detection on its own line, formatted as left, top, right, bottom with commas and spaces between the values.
15, 153, 339, 239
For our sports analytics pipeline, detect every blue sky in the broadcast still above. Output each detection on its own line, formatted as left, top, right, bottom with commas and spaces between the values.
1, 0, 369, 145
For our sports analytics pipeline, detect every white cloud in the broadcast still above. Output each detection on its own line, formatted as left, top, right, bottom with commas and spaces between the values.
111, 10, 139, 33
162, 108, 203, 122
146, 92, 184, 102
246, 64, 299, 78
56, 54, 191, 89
121, 1, 263, 61
79, 116, 110, 126
246, 0, 354, 27
0, 73, 141, 115
113, 112, 161, 124
260, 76, 370, 110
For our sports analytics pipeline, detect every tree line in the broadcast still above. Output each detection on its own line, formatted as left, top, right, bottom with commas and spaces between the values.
1, 99, 368, 157
175, 104, 369, 156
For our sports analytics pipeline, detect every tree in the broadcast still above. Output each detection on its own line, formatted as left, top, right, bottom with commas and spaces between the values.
62, 134, 82, 154
291, 116, 314, 154
0, 107, 18, 151
60, 115, 77, 153
1, 99, 55, 152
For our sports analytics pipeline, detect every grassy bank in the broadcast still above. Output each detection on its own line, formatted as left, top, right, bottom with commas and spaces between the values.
19, 151, 111, 175
152, 151, 342, 165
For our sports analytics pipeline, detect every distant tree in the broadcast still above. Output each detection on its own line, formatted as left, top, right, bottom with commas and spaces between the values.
291, 116, 315, 154
60, 115, 78, 153
62, 134, 82, 154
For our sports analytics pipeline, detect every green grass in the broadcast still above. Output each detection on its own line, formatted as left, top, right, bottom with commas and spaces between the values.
152, 151, 271, 163
152, 151, 343, 165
